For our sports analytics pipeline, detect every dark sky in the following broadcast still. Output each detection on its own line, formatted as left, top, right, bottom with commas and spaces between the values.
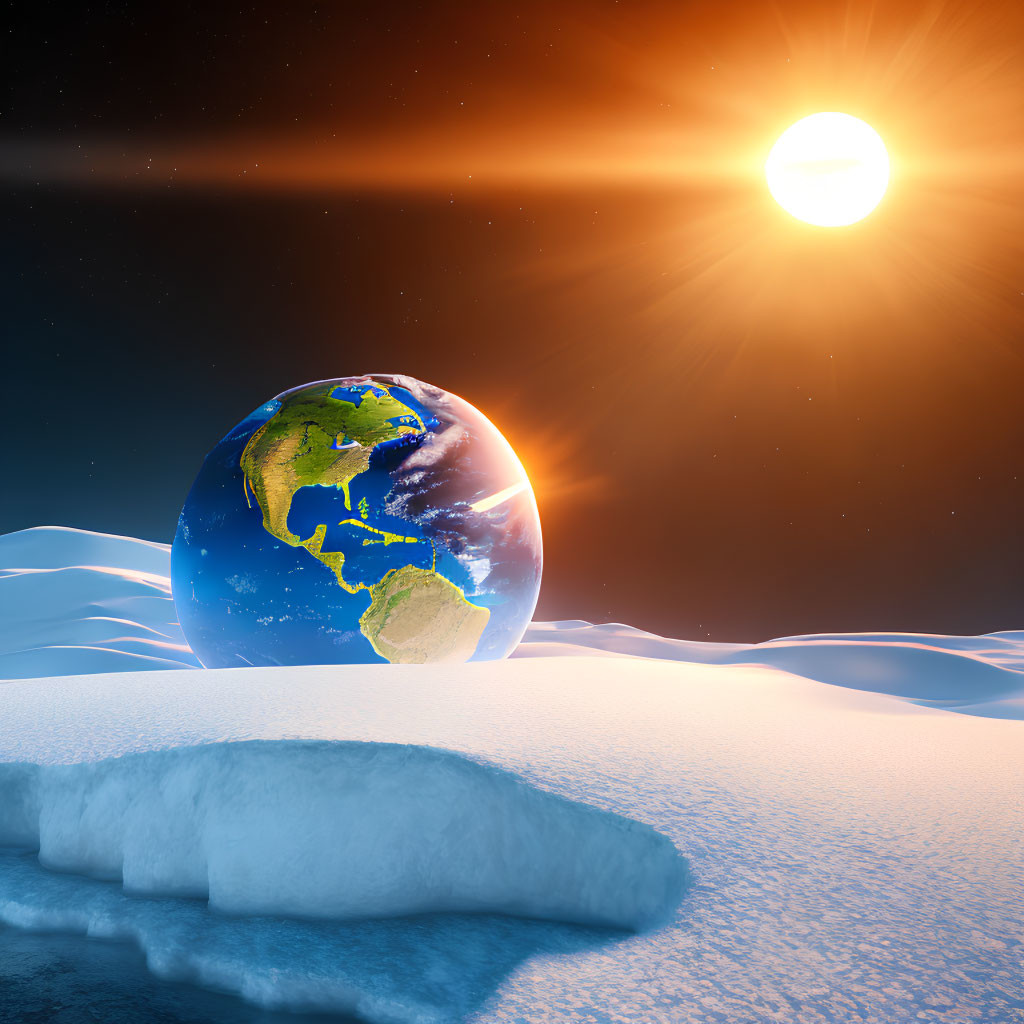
4, 0, 1023, 641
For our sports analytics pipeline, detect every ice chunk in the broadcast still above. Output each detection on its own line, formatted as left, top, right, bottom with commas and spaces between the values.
0, 740, 687, 931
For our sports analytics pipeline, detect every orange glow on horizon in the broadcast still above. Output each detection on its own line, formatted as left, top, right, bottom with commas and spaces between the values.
4, 0, 1018, 364
3, 1, 1020, 196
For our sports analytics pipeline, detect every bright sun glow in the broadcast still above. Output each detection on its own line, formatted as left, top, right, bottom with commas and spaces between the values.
766, 112, 890, 227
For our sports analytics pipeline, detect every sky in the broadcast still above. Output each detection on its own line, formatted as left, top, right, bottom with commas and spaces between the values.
4, 0, 1023, 641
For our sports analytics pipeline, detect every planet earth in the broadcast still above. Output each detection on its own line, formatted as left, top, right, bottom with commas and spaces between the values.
171, 374, 542, 667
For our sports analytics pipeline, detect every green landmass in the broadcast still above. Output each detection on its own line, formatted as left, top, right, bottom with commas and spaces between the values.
335, 518, 422, 547
241, 387, 423, 542
240, 384, 425, 592
299, 523, 365, 594
360, 565, 490, 663
240, 382, 488, 662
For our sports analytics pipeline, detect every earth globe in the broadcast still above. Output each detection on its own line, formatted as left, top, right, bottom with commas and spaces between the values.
171, 374, 542, 667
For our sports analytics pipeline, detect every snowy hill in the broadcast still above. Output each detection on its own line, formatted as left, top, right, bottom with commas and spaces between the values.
519, 620, 1024, 718
0, 526, 199, 676
2, 526, 1021, 718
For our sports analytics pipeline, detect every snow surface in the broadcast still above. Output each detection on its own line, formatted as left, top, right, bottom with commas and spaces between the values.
1, 526, 1022, 1022
2, 661, 1023, 1022
518, 621, 1024, 719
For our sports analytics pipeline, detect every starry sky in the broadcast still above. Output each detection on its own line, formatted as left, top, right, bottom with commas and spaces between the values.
4, 0, 1023, 641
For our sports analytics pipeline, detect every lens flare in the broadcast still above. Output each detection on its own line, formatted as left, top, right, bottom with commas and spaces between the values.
766, 113, 890, 227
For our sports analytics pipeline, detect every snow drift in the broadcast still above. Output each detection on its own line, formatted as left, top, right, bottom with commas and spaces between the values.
0, 526, 198, 677
0, 739, 686, 931
3, 526, 1022, 718
519, 620, 1024, 717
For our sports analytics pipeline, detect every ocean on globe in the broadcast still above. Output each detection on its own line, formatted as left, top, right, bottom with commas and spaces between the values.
171, 374, 542, 667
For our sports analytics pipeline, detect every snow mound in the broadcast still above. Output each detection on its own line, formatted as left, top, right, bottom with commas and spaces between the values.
0, 740, 686, 931
0, 527, 198, 678
519, 620, 1024, 718
0, 525, 173, 576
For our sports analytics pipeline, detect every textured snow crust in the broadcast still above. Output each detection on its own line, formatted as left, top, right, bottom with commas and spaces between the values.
0, 740, 684, 929
2, 660, 1023, 1023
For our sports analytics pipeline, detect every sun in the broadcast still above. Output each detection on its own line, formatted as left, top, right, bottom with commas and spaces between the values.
765, 112, 890, 227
